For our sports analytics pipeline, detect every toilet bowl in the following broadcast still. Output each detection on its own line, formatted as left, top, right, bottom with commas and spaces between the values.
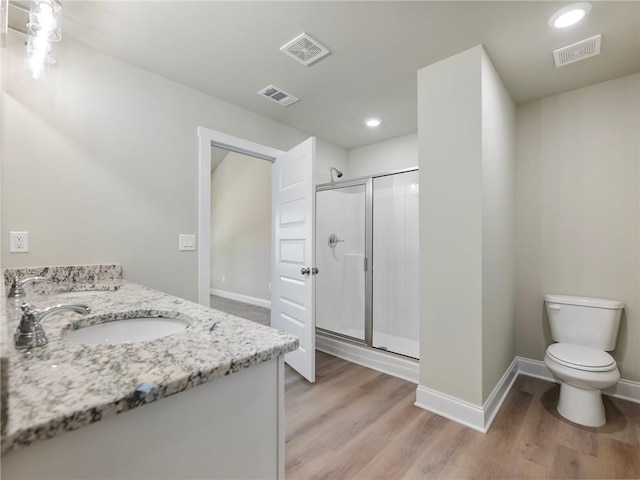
544, 343, 620, 428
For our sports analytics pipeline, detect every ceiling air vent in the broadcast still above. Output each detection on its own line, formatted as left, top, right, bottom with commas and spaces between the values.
258, 84, 300, 107
553, 34, 602, 68
280, 33, 330, 66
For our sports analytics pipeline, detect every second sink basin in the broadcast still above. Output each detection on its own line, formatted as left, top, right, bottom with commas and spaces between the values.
63, 315, 189, 345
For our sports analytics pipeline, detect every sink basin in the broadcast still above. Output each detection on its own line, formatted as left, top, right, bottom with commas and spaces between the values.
63, 317, 188, 345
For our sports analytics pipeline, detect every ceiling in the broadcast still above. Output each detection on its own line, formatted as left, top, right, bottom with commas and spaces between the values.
26, 2, 640, 149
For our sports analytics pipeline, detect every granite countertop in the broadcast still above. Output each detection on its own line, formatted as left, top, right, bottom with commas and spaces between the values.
1, 281, 298, 454
1, 282, 9, 436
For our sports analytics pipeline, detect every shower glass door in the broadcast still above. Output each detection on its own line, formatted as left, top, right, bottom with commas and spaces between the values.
372, 170, 419, 358
315, 182, 368, 341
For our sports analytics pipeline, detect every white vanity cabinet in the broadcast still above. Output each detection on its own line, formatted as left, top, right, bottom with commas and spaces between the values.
3, 357, 285, 479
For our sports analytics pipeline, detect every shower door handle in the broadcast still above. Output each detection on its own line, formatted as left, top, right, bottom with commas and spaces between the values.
328, 234, 345, 248
301, 267, 311, 276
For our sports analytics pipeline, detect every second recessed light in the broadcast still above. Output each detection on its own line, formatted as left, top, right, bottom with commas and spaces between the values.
365, 118, 381, 127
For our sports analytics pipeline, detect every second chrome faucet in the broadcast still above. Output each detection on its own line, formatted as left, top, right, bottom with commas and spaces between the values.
8, 276, 51, 299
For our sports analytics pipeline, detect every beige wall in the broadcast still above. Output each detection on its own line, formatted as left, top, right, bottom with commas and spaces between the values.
419, 47, 484, 405
515, 73, 640, 382
1, 37, 310, 301
480, 49, 516, 401
419, 46, 516, 406
347, 133, 417, 179
210, 153, 271, 301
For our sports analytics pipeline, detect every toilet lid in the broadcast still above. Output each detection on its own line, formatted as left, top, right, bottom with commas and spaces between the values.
547, 343, 616, 372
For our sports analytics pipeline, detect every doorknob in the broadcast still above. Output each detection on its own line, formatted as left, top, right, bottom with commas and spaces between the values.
312, 267, 319, 275
328, 233, 345, 248
301, 267, 311, 275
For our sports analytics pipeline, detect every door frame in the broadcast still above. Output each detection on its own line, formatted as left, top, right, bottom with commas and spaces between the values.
197, 126, 284, 307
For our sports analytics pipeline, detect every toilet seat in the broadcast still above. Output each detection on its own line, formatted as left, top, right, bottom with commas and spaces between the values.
546, 343, 616, 372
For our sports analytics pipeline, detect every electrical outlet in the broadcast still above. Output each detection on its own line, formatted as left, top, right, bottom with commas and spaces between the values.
178, 234, 196, 251
10, 231, 29, 253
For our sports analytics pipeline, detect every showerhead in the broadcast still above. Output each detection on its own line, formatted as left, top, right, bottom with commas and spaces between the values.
330, 167, 343, 181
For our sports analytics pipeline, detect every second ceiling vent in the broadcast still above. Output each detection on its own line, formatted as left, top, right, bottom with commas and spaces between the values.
258, 85, 300, 107
280, 33, 330, 66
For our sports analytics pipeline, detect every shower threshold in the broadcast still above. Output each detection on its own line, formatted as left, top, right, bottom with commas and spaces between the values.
315, 329, 419, 384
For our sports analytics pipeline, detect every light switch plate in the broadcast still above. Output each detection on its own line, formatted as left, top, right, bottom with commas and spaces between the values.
179, 234, 196, 251
10, 231, 29, 253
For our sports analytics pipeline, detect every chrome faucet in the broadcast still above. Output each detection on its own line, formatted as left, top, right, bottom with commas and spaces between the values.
8, 276, 51, 299
14, 302, 91, 349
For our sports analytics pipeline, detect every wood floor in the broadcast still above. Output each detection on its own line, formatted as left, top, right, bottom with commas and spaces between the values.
285, 352, 640, 479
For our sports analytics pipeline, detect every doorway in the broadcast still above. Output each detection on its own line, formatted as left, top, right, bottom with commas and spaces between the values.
209, 147, 272, 318
197, 127, 282, 307
197, 127, 318, 383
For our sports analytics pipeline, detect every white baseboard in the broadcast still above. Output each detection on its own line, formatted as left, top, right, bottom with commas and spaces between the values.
516, 356, 555, 383
314, 333, 639, 433
607, 379, 640, 403
414, 357, 518, 433
482, 357, 520, 431
209, 288, 271, 309
517, 357, 640, 404
415, 385, 486, 432
316, 331, 419, 384
414, 356, 639, 435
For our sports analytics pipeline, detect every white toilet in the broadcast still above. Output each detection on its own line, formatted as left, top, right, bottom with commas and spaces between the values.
543, 294, 623, 428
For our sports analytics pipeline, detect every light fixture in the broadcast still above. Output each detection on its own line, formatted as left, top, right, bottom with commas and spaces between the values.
365, 118, 381, 128
548, 2, 592, 29
25, 0, 62, 79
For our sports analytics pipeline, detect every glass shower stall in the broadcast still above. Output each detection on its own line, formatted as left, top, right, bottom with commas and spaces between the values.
315, 168, 419, 359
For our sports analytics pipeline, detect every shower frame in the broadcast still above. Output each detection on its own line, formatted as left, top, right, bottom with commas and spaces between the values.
315, 166, 418, 356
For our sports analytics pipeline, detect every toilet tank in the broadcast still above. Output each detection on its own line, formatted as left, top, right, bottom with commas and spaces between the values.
545, 295, 624, 351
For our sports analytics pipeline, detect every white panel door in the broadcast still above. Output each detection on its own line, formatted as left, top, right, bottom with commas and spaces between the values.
271, 137, 316, 382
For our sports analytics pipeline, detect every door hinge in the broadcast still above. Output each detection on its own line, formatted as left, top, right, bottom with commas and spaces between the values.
364, 258, 368, 271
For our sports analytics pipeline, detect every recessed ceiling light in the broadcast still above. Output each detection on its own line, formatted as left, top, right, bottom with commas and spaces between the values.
549, 2, 592, 29
365, 118, 381, 127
